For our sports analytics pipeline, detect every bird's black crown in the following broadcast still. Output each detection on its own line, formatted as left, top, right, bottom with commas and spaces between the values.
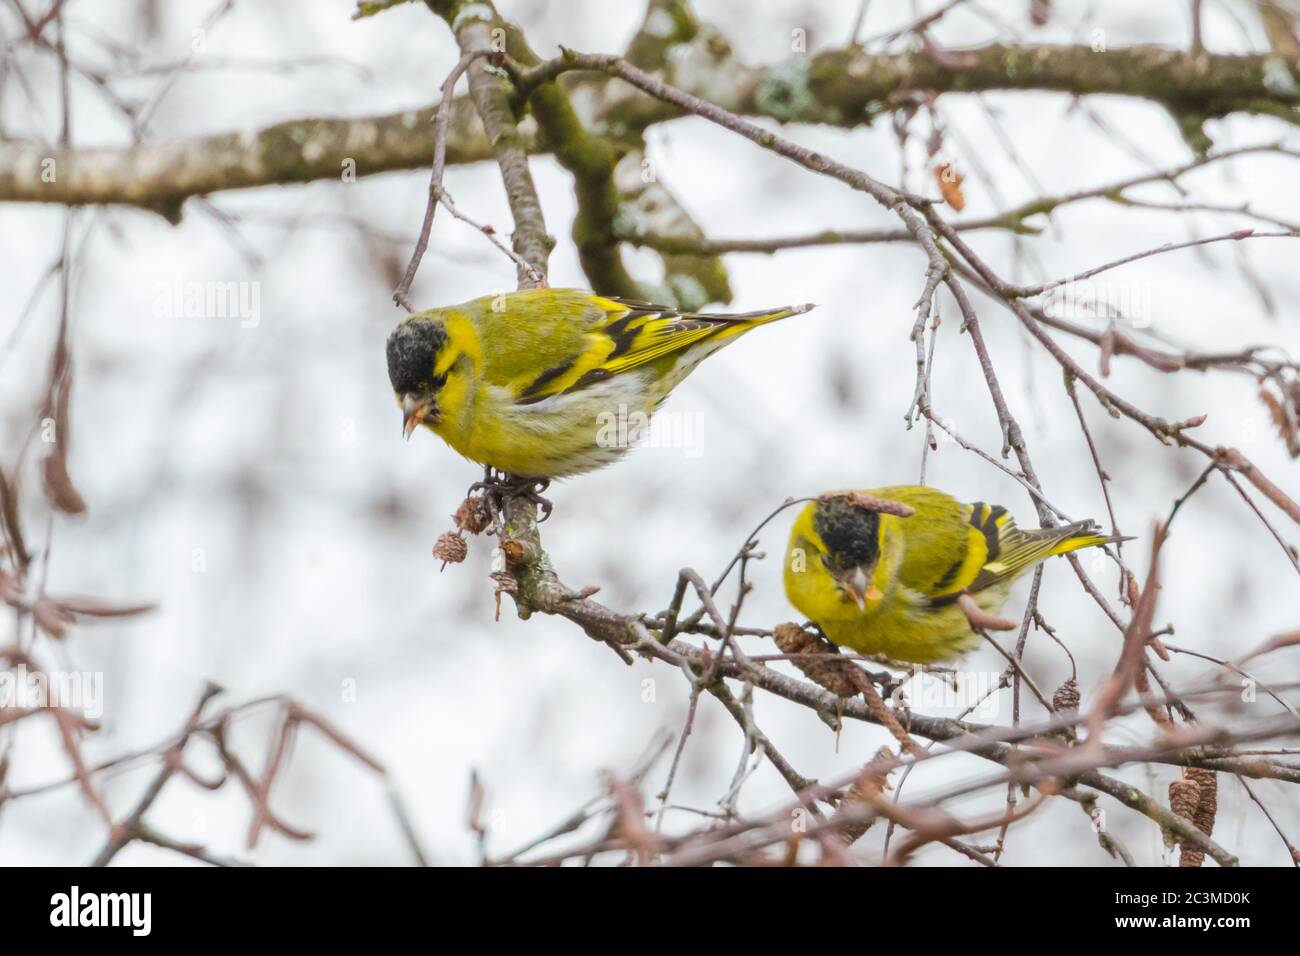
386, 318, 448, 394
813, 496, 882, 569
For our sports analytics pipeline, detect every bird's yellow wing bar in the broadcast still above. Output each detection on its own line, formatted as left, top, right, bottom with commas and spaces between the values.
968, 508, 1108, 592
514, 296, 805, 404
919, 501, 998, 600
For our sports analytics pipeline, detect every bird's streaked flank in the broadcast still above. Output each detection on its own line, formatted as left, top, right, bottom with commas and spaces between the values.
387, 289, 814, 480
784, 486, 1118, 664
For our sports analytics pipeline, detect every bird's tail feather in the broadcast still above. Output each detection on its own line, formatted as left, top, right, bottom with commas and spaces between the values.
1045, 521, 1124, 558
698, 302, 816, 327
983, 520, 1120, 585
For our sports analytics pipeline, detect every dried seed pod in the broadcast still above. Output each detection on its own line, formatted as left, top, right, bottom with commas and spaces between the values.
1052, 677, 1080, 713
433, 532, 468, 566
453, 495, 493, 535
834, 747, 898, 846
1169, 777, 1201, 820
771, 622, 809, 654
500, 538, 525, 565
773, 622, 858, 698
1187, 767, 1218, 838
1169, 773, 1206, 867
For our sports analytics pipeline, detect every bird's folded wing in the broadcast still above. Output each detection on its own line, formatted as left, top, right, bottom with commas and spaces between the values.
884, 487, 992, 600
512, 297, 748, 405
968, 514, 1102, 592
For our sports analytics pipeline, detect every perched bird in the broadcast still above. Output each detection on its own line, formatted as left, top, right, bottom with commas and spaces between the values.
784, 486, 1115, 664
387, 288, 813, 479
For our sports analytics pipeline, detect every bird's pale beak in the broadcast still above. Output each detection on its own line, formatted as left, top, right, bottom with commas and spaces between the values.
842, 568, 883, 610
402, 393, 426, 440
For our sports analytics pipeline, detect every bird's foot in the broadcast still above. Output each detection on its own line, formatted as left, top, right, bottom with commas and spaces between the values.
468, 467, 553, 522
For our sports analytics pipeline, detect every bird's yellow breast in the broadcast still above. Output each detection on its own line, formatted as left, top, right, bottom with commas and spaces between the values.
428, 371, 666, 477
814, 582, 1011, 664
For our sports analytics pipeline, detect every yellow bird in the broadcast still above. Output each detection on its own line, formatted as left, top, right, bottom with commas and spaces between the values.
783, 486, 1115, 663
387, 289, 813, 479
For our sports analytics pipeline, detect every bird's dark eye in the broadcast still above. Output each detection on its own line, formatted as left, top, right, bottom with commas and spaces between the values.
430, 370, 448, 390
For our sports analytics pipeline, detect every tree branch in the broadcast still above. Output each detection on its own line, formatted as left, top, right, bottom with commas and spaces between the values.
4, 41, 1296, 213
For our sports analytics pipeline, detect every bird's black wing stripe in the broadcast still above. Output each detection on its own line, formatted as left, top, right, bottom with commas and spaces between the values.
969, 502, 1003, 561
603, 312, 647, 360
933, 555, 967, 592
517, 355, 579, 404
569, 367, 612, 390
